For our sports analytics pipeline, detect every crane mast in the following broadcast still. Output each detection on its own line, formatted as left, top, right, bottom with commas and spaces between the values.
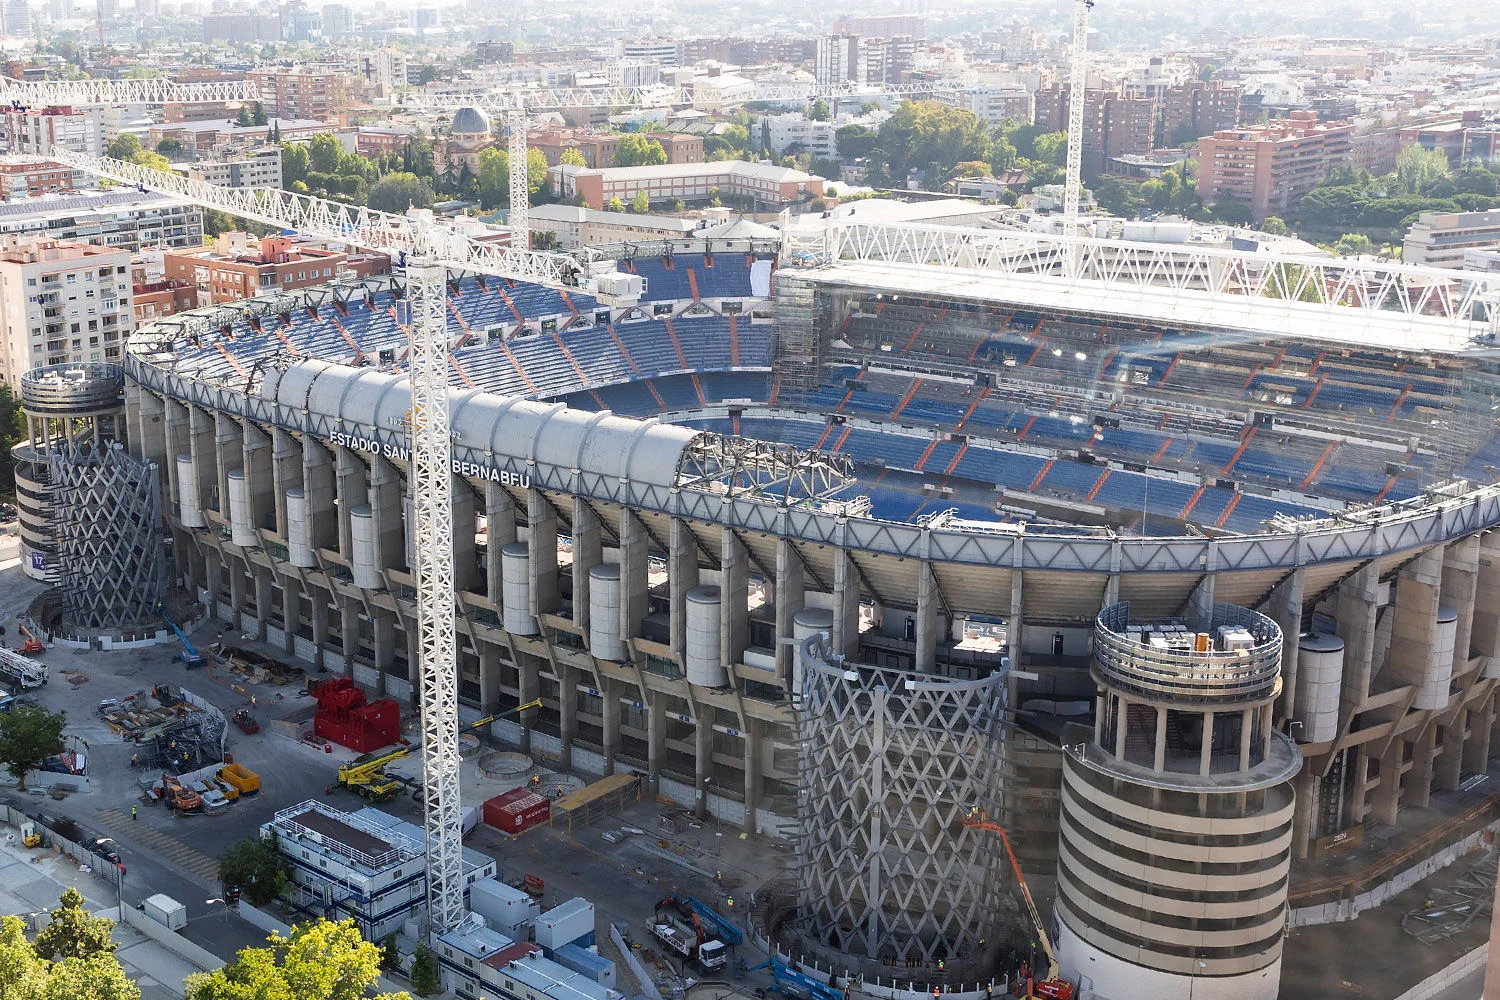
508, 109, 530, 250
1062, 0, 1093, 260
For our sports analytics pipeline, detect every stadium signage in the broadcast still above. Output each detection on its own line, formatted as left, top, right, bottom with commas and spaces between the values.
327, 429, 532, 488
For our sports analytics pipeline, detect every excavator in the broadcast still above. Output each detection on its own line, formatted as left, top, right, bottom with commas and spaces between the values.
330, 698, 542, 801
962, 808, 1075, 1000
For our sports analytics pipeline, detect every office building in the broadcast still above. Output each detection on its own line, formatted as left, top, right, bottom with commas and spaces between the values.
0, 236, 133, 385
1403, 209, 1500, 269
548, 160, 823, 210
369, 48, 409, 93
1196, 112, 1355, 221
621, 38, 677, 67
201, 12, 280, 42
527, 204, 698, 251
945, 87, 1035, 128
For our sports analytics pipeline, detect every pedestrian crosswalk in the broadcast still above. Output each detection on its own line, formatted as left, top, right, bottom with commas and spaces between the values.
93, 808, 220, 882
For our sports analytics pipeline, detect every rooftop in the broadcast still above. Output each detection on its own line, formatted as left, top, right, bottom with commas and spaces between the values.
566, 159, 818, 183
0, 235, 127, 263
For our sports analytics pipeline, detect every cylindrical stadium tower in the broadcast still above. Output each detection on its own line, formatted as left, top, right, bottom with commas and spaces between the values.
1053, 601, 1302, 1000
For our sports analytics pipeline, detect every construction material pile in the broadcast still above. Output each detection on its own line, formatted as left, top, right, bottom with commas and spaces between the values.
213, 644, 306, 685
311, 677, 400, 753
106, 685, 227, 772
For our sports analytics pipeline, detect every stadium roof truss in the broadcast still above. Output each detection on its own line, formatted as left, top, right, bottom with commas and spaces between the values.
673, 433, 856, 504
783, 221, 1500, 355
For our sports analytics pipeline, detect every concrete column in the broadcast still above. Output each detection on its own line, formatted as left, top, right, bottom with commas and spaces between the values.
1114, 695, 1128, 760
1199, 711, 1214, 776
1240, 706, 1254, 770
271, 428, 300, 539
668, 518, 699, 658
914, 561, 939, 674
832, 547, 861, 658
774, 538, 805, 684
517, 653, 541, 753
1350, 748, 1370, 824
695, 711, 713, 820
130, 384, 166, 466
1292, 768, 1318, 861
1464, 696, 1495, 773
1472, 533, 1500, 669
1407, 725, 1436, 808
720, 528, 749, 669
369, 456, 403, 572
213, 411, 242, 521
1009, 572, 1025, 668
253, 568, 272, 641
1261, 702, 1274, 759
280, 577, 302, 655
485, 483, 517, 604
1442, 537, 1481, 680
527, 490, 560, 617
601, 680, 621, 774
743, 719, 761, 835
619, 510, 649, 651
303, 442, 336, 552
1371, 742, 1402, 825
1385, 546, 1444, 693
228, 562, 247, 630
335, 447, 366, 560
557, 663, 577, 769
647, 697, 666, 795
1437, 712, 1465, 792
1094, 694, 1105, 747
373, 609, 396, 669
1337, 561, 1383, 716
1269, 568, 1304, 723
244, 424, 273, 537
478, 642, 502, 713
340, 598, 360, 669
310, 586, 330, 670
571, 499, 602, 633
1153, 706, 1168, 771
452, 478, 479, 592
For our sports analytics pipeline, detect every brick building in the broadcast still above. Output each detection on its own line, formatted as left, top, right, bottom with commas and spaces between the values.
0, 158, 79, 200
1034, 85, 1154, 176
163, 234, 353, 305
1159, 81, 1241, 144
248, 67, 354, 121
1195, 111, 1355, 221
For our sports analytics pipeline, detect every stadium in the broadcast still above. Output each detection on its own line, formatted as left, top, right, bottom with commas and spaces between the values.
95, 227, 1500, 999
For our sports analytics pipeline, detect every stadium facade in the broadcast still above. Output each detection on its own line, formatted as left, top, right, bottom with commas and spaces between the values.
111, 236, 1500, 997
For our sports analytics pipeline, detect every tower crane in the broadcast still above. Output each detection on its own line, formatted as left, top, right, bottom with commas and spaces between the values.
42, 121, 594, 939
962, 809, 1074, 1000
0, 77, 257, 105
1061, 0, 1094, 258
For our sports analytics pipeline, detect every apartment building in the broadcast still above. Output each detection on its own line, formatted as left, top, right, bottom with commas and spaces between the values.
0, 105, 104, 157
1034, 85, 1154, 176
1403, 209, 1500, 268
1159, 80, 1241, 143
945, 87, 1035, 128
0, 236, 133, 386
549, 160, 823, 210
147, 117, 326, 154
815, 34, 914, 89
528, 204, 698, 251
248, 66, 353, 121
1196, 111, 1354, 221
163, 234, 351, 304
620, 38, 678, 67
0, 158, 80, 200
0, 191, 203, 251
131, 277, 197, 323
179, 147, 283, 191
321, 2, 351, 34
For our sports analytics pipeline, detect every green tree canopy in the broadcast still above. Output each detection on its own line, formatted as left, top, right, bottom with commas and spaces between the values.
808, 99, 830, 122
155, 138, 183, 157
34, 888, 116, 962
307, 134, 344, 175
1210, 195, 1254, 226
558, 147, 587, 167
875, 101, 991, 181
1393, 145, 1450, 196
0, 706, 65, 790
1031, 131, 1068, 166
1260, 216, 1289, 235
217, 835, 291, 907
630, 189, 650, 213
836, 124, 879, 161
280, 142, 309, 187
367, 172, 433, 213
105, 133, 141, 161
1332, 232, 1376, 256
613, 134, 667, 167
606, 196, 625, 212
235, 104, 252, 127
0, 909, 138, 1000
408, 943, 438, 998
185, 919, 408, 1000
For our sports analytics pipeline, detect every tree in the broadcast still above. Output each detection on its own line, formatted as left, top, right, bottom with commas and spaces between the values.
613, 134, 667, 167
808, 98, 830, 122
0, 384, 27, 490
34, 888, 115, 962
217, 835, 291, 907
987, 136, 1017, 174
630, 189, 650, 214
105, 133, 141, 161
558, 147, 588, 167
131, 151, 171, 171
405, 129, 436, 179
0, 910, 138, 1000
408, 943, 438, 998
155, 138, 183, 157
875, 101, 991, 180
1260, 216, 1289, 235
835, 124, 879, 161
1031, 131, 1068, 166
1393, 144, 1450, 196
307, 133, 345, 175
526, 147, 548, 201
186, 919, 408, 1000
476, 146, 507, 209
368, 173, 433, 213
0, 706, 65, 790
235, 104, 253, 127
1333, 232, 1375, 257
1197, 62, 1217, 83
1209, 196, 1254, 226
949, 160, 990, 180
532, 231, 559, 251
379, 935, 398, 972
606, 196, 625, 212
280, 142, 309, 187
251, 101, 268, 127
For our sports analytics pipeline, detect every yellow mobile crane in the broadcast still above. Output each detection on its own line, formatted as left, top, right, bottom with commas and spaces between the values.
331, 699, 542, 802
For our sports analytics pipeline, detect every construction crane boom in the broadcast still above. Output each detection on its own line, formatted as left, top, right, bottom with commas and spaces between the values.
1062, 0, 1093, 249
962, 809, 1074, 1000
42, 147, 577, 288
0, 77, 258, 105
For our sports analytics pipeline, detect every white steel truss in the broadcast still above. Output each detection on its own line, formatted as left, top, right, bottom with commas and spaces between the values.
1063, 0, 1091, 251
44, 147, 576, 288
406, 256, 464, 937
507, 109, 530, 250
400, 85, 693, 112
800, 221, 1500, 353
0, 77, 257, 105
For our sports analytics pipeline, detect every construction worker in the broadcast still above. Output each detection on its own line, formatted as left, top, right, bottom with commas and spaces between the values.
131, 805, 137, 821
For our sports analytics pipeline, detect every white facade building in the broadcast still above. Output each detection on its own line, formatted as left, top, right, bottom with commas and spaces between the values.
0, 236, 134, 386
1, 106, 105, 157
181, 146, 283, 191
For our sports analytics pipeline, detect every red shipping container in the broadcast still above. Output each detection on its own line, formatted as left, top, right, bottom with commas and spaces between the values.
483, 788, 551, 834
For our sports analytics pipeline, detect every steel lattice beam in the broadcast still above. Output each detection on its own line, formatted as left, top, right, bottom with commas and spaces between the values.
0, 76, 258, 105
1062, 0, 1091, 245
508, 109, 530, 251
407, 256, 464, 937
44, 147, 577, 288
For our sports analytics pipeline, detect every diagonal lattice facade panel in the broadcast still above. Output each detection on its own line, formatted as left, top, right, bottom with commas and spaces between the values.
49, 443, 165, 632
797, 635, 1008, 968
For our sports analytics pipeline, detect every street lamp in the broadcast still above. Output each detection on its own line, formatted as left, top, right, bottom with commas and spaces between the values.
94, 838, 124, 917
205, 897, 229, 927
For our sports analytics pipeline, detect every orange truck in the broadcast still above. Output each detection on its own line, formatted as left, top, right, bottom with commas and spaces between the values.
160, 774, 202, 813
